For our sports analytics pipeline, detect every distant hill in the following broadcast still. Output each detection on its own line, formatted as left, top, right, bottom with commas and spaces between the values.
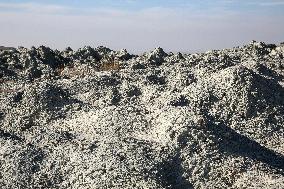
0, 46, 16, 51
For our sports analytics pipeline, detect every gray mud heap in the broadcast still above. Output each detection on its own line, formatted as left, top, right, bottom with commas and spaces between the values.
1, 41, 284, 188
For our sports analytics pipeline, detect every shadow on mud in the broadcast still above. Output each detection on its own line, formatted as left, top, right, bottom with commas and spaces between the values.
207, 121, 284, 175
155, 153, 194, 189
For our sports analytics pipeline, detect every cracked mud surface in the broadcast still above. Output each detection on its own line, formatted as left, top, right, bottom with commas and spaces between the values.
1, 41, 284, 188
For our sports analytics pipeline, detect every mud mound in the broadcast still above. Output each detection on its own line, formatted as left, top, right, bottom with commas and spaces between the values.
1, 41, 284, 188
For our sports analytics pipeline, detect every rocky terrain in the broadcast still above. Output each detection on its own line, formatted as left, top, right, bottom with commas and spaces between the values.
0, 41, 284, 188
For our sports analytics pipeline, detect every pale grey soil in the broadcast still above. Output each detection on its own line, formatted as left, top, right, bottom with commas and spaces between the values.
0, 41, 284, 188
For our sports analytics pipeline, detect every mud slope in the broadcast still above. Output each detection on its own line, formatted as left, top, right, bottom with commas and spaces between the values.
1, 41, 284, 188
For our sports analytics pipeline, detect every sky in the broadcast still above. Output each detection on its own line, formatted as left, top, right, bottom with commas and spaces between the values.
0, 0, 284, 53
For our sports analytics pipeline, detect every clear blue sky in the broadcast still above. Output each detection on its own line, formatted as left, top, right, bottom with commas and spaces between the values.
0, 0, 284, 52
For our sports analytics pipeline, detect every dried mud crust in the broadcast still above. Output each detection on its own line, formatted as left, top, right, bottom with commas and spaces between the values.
0, 41, 284, 188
